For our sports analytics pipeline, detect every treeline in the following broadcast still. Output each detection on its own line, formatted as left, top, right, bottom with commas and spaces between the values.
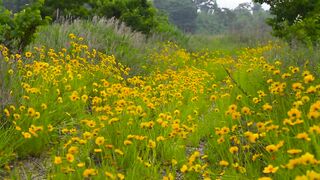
2, 0, 319, 46
154, 0, 271, 42
2, 0, 271, 34
1, 0, 185, 52
254, 0, 320, 45
2, 0, 166, 34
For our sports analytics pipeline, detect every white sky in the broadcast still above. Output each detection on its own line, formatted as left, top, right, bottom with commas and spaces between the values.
216, 0, 269, 9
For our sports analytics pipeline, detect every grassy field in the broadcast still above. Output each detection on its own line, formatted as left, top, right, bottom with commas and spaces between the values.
0, 21, 320, 180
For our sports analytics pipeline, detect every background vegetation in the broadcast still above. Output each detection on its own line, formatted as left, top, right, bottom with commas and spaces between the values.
155, 0, 271, 44
254, 0, 320, 45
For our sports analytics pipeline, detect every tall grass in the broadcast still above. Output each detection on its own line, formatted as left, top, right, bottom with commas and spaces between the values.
28, 17, 189, 76
1, 15, 320, 179
28, 17, 152, 75
263, 41, 320, 73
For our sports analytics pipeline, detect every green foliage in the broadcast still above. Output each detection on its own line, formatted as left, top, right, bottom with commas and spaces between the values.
187, 35, 251, 53
27, 17, 189, 76
286, 15, 320, 45
154, 0, 198, 33
2, 0, 171, 35
152, 11, 189, 45
28, 18, 155, 75
194, 0, 216, 13
0, 0, 186, 53
196, 6, 235, 35
41, 0, 90, 18
153, 0, 271, 44
111, 0, 158, 34
0, 0, 50, 52
196, 3, 272, 45
0, 128, 19, 172
41, 0, 159, 34
254, 0, 320, 44
195, 2, 271, 44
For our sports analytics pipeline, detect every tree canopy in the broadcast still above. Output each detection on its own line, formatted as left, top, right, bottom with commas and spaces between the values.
42, 0, 159, 34
1, 0, 184, 51
254, 0, 320, 44
154, 0, 198, 33
0, 0, 50, 52
153, 0, 270, 42
2, 0, 164, 34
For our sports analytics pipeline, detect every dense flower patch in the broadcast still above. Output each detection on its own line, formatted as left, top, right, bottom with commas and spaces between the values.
1, 34, 319, 179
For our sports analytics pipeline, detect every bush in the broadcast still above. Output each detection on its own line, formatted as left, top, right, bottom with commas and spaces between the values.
254, 0, 320, 45
41, 0, 159, 34
28, 17, 165, 76
0, 0, 50, 52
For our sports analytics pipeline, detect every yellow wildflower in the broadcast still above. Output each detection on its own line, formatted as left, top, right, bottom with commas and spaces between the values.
95, 136, 105, 146
54, 156, 62, 165
263, 165, 279, 174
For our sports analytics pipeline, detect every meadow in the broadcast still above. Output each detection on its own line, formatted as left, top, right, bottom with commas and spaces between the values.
1, 19, 320, 180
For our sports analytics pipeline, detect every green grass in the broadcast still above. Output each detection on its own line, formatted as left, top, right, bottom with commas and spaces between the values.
28, 18, 161, 75
1, 18, 320, 179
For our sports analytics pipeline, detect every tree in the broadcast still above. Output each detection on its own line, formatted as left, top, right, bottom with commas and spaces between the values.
194, 1, 271, 44
194, 0, 217, 14
0, 0, 172, 51
154, 0, 198, 33
41, 0, 91, 18
252, 3, 263, 14
0, 0, 50, 52
41, 0, 159, 34
253, 0, 320, 44
97, 0, 158, 34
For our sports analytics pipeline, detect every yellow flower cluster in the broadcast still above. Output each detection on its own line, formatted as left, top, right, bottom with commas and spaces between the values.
1, 36, 319, 179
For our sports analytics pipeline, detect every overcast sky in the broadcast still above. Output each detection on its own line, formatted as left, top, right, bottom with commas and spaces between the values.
216, 0, 269, 9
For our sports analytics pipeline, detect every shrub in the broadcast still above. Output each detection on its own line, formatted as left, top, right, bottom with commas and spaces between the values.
0, 0, 50, 52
